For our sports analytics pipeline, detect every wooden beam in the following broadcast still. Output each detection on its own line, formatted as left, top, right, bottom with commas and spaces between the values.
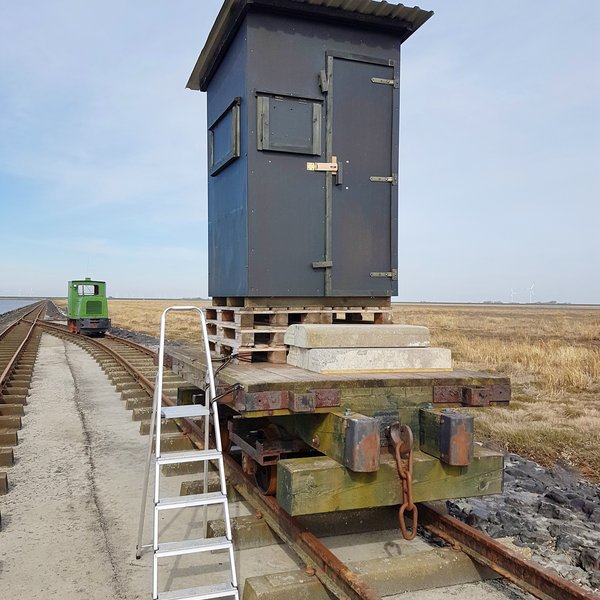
276, 447, 503, 516
278, 411, 380, 472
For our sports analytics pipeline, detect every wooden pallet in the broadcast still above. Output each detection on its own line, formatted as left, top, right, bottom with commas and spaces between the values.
207, 303, 393, 364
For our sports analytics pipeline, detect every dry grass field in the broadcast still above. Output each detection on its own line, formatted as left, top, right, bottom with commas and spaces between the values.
54, 299, 600, 481
395, 304, 600, 481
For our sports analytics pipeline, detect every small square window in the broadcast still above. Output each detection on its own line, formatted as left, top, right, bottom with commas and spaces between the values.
77, 285, 98, 296
257, 93, 322, 155
209, 97, 241, 176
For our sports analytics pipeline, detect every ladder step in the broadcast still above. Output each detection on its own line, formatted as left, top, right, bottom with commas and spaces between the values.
161, 405, 210, 419
157, 450, 221, 465
157, 491, 227, 510
156, 536, 232, 558
158, 581, 238, 600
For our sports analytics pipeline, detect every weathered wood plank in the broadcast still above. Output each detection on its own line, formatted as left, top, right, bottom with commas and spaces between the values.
276, 446, 503, 516
166, 347, 509, 394
278, 411, 380, 472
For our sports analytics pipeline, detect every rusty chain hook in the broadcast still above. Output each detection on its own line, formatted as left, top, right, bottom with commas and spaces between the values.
388, 422, 418, 540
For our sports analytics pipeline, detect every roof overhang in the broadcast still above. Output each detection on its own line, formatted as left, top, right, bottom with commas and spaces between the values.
187, 0, 433, 91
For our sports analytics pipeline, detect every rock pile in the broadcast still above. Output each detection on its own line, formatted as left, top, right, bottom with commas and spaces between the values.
448, 452, 600, 591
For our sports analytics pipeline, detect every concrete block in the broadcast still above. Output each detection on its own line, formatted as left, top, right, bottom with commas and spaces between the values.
243, 548, 497, 600
352, 547, 497, 595
243, 570, 332, 600
208, 515, 282, 550
287, 346, 452, 373
284, 324, 429, 349
0, 404, 25, 416
0, 448, 14, 467
0, 430, 18, 446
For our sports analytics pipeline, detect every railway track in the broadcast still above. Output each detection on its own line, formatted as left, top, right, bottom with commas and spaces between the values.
1, 313, 598, 600
0, 301, 46, 500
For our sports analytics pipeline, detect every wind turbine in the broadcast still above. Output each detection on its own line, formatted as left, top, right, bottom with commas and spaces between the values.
529, 282, 535, 304
510, 288, 515, 303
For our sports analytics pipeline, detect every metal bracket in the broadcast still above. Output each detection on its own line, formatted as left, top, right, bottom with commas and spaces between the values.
371, 76, 399, 88
370, 174, 398, 185
370, 269, 398, 280
307, 156, 338, 172
319, 69, 329, 93
312, 261, 333, 269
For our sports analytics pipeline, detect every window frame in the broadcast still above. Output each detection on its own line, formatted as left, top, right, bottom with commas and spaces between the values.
209, 97, 241, 176
256, 92, 322, 156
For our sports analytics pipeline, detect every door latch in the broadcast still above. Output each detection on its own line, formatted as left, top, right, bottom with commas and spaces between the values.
370, 269, 398, 280
307, 156, 338, 173
312, 261, 333, 269
370, 174, 397, 185
371, 76, 399, 88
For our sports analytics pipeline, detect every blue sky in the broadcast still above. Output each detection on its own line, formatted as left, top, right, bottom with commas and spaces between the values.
1, 1, 598, 302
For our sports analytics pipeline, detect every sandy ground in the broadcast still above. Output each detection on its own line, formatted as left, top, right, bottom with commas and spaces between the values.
0, 333, 517, 599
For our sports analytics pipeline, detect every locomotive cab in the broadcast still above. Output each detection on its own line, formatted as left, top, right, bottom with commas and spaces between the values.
67, 277, 111, 336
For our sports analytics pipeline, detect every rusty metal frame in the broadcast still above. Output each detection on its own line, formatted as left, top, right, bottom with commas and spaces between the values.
228, 419, 309, 466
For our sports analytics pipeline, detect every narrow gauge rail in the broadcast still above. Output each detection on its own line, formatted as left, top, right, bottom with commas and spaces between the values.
22, 321, 600, 600
0, 301, 46, 500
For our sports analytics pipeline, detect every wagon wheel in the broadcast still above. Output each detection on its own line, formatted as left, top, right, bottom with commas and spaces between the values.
253, 424, 280, 495
220, 418, 232, 453
255, 463, 277, 496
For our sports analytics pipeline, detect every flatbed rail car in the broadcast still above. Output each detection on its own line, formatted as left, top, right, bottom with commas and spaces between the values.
166, 347, 510, 518
67, 278, 111, 336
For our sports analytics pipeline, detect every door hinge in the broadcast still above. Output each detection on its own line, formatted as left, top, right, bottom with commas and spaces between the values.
371, 76, 398, 88
312, 261, 333, 269
370, 269, 398, 280
370, 174, 397, 185
307, 156, 338, 173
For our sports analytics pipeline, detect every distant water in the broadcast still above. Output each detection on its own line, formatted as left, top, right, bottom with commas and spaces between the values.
0, 299, 40, 316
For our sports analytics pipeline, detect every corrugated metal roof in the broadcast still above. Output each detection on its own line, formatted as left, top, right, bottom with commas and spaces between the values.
187, 0, 433, 91
292, 0, 432, 30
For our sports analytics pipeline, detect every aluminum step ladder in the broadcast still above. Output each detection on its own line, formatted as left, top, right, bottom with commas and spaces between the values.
136, 306, 239, 600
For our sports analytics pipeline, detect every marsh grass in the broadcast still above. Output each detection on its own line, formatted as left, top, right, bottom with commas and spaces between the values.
395, 304, 600, 480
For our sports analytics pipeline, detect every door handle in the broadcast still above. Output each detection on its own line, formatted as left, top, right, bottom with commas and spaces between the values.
335, 161, 344, 186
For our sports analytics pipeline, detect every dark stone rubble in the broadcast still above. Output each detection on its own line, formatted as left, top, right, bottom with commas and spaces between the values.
447, 452, 600, 591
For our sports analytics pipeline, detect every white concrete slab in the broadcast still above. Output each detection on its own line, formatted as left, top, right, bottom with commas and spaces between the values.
287, 346, 452, 373
284, 324, 430, 348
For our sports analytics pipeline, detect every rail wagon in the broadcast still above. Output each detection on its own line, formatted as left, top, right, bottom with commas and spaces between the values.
67, 277, 111, 336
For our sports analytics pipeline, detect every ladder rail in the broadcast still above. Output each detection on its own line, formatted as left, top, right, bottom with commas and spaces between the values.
135, 305, 238, 599
135, 385, 159, 558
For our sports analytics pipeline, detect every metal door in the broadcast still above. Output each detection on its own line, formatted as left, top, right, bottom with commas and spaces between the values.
326, 55, 398, 296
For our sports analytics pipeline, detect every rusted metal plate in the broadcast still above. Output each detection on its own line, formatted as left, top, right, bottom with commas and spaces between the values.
490, 383, 511, 404
235, 390, 289, 412
289, 392, 316, 413
463, 387, 491, 407
442, 413, 474, 466
419, 409, 474, 467
344, 415, 380, 472
313, 388, 340, 408
434, 384, 511, 407
234, 388, 340, 413
433, 385, 462, 404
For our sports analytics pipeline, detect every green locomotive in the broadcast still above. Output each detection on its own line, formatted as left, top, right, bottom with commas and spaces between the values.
67, 277, 111, 335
